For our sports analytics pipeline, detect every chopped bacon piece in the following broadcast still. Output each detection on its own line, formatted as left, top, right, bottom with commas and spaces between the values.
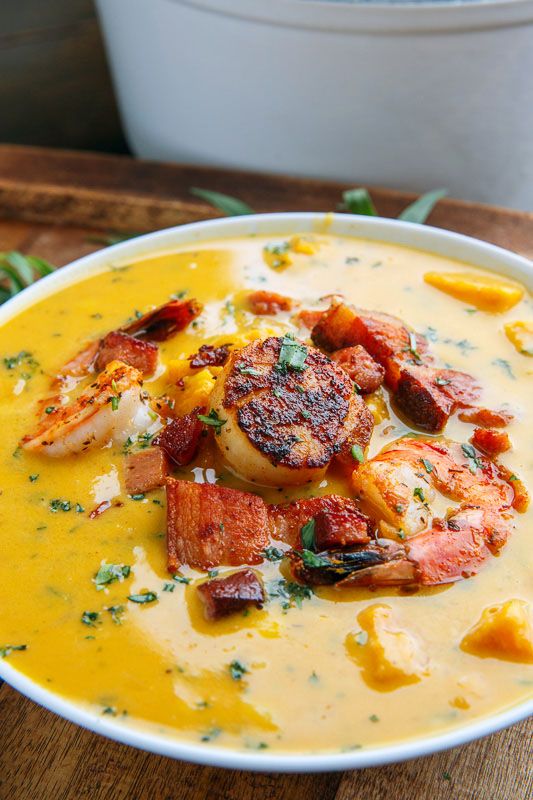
269, 494, 372, 548
122, 299, 202, 342
294, 309, 324, 330
248, 290, 295, 315
197, 569, 265, 620
124, 447, 169, 494
166, 480, 270, 572
314, 509, 372, 550
394, 364, 481, 433
311, 302, 359, 351
55, 340, 99, 382
152, 408, 204, 466
188, 344, 229, 368
95, 331, 158, 376
331, 345, 385, 394
471, 428, 511, 458
459, 407, 514, 428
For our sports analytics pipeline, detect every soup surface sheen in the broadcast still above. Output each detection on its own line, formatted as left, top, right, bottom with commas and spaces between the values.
0, 232, 531, 754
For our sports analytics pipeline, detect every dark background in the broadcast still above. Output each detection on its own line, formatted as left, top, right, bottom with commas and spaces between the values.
1, 0, 127, 153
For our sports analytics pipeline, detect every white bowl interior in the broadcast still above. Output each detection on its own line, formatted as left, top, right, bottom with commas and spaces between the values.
1, 212, 531, 772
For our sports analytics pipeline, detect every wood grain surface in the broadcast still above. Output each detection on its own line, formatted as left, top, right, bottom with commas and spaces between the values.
0, 145, 531, 800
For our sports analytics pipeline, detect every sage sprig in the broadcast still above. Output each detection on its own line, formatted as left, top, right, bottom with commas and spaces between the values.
0, 251, 55, 305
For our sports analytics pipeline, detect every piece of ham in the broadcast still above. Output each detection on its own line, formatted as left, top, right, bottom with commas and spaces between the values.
269, 494, 373, 548
95, 330, 158, 376
152, 408, 204, 466
313, 508, 372, 550
331, 345, 385, 394
197, 569, 265, 620
166, 480, 270, 572
124, 447, 169, 494
122, 299, 202, 341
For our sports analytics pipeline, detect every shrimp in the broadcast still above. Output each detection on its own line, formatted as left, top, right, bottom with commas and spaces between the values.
21, 360, 153, 457
291, 437, 526, 587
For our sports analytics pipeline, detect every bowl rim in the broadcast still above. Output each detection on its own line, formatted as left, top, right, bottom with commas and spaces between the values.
170, 0, 533, 34
1, 211, 531, 773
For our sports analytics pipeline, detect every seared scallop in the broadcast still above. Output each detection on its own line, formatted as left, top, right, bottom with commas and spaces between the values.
210, 335, 373, 486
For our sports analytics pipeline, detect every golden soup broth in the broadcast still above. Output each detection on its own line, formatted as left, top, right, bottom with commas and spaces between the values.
0, 234, 531, 754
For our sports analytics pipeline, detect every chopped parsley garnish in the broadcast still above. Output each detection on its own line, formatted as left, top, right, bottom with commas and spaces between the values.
434, 376, 451, 386
75, 503, 85, 513
263, 240, 291, 268
275, 333, 308, 373
200, 727, 222, 742
268, 579, 313, 610
238, 366, 261, 376
300, 549, 330, 568
461, 443, 484, 474
406, 332, 423, 365
128, 591, 158, 604
300, 518, 316, 551
353, 631, 368, 646
207, 569, 219, 579
351, 444, 364, 463
173, 573, 191, 584
369, 714, 380, 723
3, 351, 39, 372
49, 499, 71, 513
413, 487, 426, 503
262, 546, 285, 562
29, 474, 39, 482
44, 405, 56, 415
198, 409, 227, 435
94, 563, 131, 590
110, 395, 120, 411
229, 660, 248, 681
397, 529, 406, 541
0, 644, 27, 658
162, 583, 175, 592
273, 387, 284, 399
492, 358, 516, 380
102, 706, 117, 716
81, 611, 100, 627
130, 493, 145, 501
395, 503, 405, 514
421, 458, 434, 474
105, 605, 125, 624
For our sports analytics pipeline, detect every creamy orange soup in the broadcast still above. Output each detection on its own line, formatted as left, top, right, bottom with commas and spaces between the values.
0, 233, 531, 754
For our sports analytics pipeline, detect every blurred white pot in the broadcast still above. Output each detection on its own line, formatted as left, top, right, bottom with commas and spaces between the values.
96, 0, 533, 210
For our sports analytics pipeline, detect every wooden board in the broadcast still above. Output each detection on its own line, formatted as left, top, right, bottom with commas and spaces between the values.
0, 144, 531, 800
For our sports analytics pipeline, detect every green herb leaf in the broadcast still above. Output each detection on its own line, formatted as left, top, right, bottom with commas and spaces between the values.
229, 660, 248, 680
300, 549, 330, 568
268, 578, 313, 610
128, 591, 158, 604
351, 444, 365, 463
94, 563, 131, 590
397, 189, 447, 224
262, 546, 285, 562
341, 188, 377, 217
413, 487, 426, 503
105, 604, 125, 624
81, 610, 100, 627
353, 631, 368, 646
300, 518, 316, 551
492, 358, 515, 380
29, 474, 39, 482
461, 443, 484, 474
276, 333, 308, 373
190, 187, 254, 216
49, 498, 71, 513
421, 458, 434, 474
0, 644, 27, 658
173, 573, 191, 584
238, 366, 261, 376
0, 251, 54, 304
198, 409, 227, 435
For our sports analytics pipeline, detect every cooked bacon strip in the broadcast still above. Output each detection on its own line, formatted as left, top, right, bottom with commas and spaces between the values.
314, 509, 372, 550
95, 331, 158, 376
248, 290, 295, 315
394, 365, 481, 433
197, 569, 265, 620
470, 428, 511, 458
124, 447, 169, 494
311, 302, 481, 432
269, 494, 373, 548
166, 480, 270, 572
496, 463, 529, 513
331, 345, 385, 394
152, 408, 204, 466
459, 407, 514, 428
122, 299, 202, 342
188, 344, 229, 368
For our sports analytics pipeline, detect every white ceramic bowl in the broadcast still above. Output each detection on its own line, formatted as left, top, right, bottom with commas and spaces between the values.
95, 0, 533, 210
1, 213, 531, 772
